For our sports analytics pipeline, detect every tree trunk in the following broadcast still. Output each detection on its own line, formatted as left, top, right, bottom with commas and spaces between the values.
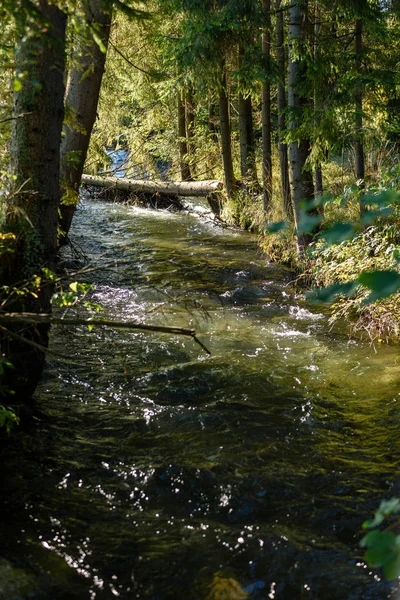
185, 89, 196, 176
276, 0, 292, 220
314, 166, 323, 197
355, 18, 365, 213
262, 0, 272, 215
238, 43, 258, 187
178, 92, 192, 181
288, 0, 314, 252
208, 102, 219, 142
1, 1, 66, 403
59, 0, 112, 243
313, 7, 323, 202
219, 72, 236, 198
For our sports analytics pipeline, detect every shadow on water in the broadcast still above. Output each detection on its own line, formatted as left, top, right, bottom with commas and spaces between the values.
1, 200, 400, 599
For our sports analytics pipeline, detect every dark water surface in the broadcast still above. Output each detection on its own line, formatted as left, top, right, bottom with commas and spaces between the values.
1, 199, 400, 599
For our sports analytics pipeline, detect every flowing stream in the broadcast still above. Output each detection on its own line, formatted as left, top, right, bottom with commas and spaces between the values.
1, 198, 400, 599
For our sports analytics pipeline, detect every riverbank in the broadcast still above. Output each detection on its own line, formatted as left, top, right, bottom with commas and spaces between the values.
225, 168, 400, 346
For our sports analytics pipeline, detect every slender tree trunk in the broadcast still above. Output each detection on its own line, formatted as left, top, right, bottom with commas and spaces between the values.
238, 43, 258, 187
313, 6, 323, 201
288, 0, 314, 252
355, 18, 365, 213
219, 72, 235, 198
208, 102, 219, 142
185, 89, 196, 176
178, 92, 192, 181
276, 0, 292, 220
314, 166, 323, 197
262, 0, 272, 215
59, 0, 112, 243
1, 1, 66, 402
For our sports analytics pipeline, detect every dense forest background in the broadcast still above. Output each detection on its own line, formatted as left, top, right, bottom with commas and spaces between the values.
0, 0, 399, 401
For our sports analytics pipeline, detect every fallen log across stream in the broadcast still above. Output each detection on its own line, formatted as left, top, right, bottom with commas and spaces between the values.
81, 174, 223, 197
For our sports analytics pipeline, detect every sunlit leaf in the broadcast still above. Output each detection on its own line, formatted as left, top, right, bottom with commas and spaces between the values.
69, 282, 78, 293
13, 78, 22, 91
92, 31, 107, 54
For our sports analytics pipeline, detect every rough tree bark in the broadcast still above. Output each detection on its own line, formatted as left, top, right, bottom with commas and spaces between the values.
208, 102, 219, 143
262, 0, 272, 215
354, 18, 365, 214
185, 89, 196, 176
0, 1, 66, 402
219, 71, 236, 199
276, 0, 292, 220
178, 92, 192, 181
59, 0, 112, 243
288, 0, 315, 252
313, 6, 323, 200
238, 42, 258, 188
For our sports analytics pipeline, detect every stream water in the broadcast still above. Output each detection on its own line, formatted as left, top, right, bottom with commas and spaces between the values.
1, 198, 400, 599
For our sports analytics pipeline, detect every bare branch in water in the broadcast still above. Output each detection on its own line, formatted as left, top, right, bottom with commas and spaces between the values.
0, 312, 211, 355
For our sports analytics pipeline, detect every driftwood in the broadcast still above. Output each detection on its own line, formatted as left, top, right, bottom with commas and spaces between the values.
81, 174, 223, 197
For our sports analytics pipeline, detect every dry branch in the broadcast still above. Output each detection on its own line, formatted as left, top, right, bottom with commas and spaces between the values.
0, 312, 211, 355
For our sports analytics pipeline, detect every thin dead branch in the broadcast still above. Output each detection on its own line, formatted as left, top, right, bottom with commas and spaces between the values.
0, 312, 211, 355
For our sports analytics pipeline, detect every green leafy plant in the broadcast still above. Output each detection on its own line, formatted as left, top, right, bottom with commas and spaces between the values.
0, 404, 19, 434
0, 357, 18, 435
360, 499, 400, 580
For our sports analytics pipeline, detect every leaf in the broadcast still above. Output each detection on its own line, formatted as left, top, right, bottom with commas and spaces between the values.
358, 270, 400, 303
361, 207, 394, 226
265, 221, 288, 234
87, 324, 94, 332
362, 191, 400, 207
363, 531, 397, 567
307, 281, 358, 303
363, 498, 400, 529
297, 213, 323, 236
92, 31, 107, 54
320, 222, 355, 245
13, 78, 22, 92
361, 529, 384, 548
383, 548, 400, 580
69, 282, 78, 293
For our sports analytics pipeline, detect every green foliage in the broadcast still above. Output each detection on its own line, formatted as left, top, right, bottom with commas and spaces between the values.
0, 357, 18, 434
300, 180, 400, 342
361, 499, 400, 580
51, 280, 103, 313
0, 404, 19, 435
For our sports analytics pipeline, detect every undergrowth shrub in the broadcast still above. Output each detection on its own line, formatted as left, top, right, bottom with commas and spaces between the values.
306, 202, 400, 343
